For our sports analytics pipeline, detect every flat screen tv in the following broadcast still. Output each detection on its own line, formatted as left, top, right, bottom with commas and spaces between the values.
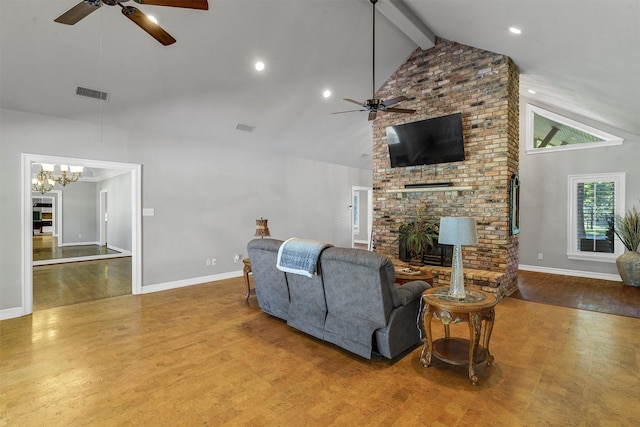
386, 112, 465, 168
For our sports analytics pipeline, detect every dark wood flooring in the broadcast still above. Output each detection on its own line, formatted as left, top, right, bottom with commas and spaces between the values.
511, 270, 640, 318
33, 234, 119, 261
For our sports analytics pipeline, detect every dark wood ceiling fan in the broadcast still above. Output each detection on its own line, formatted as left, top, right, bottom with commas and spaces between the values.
333, 0, 415, 121
54, 0, 209, 46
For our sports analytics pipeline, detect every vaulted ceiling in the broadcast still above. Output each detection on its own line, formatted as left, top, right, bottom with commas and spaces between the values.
2, 1, 638, 170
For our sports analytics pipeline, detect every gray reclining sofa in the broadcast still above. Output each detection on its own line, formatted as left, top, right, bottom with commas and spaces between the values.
247, 238, 431, 359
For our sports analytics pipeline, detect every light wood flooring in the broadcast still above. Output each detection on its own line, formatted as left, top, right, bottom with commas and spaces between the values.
33, 258, 132, 311
32, 234, 131, 311
2, 276, 639, 425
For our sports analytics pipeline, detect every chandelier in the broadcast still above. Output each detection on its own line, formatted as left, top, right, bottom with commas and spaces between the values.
32, 164, 84, 194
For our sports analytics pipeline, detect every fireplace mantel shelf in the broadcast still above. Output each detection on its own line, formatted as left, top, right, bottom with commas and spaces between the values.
385, 186, 473, 193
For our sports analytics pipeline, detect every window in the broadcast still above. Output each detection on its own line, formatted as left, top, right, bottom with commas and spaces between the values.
568, 173, 625, 262
526, 104, 623, 154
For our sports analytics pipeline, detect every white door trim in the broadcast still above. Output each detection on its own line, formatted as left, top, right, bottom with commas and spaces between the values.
21, 153, 142, 316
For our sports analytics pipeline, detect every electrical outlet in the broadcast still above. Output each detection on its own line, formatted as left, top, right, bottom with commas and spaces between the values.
538, 253, 544, 260
212, 258, 217, 266
206, 259, 211, 266
234, 255, 241, 263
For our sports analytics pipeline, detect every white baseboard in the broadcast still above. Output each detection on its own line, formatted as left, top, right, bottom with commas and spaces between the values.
519, 264, 622, 282
141, 270, 244, 294
60, 241, 100, 247
107, 244, 128, 253
0, 306, 26, 321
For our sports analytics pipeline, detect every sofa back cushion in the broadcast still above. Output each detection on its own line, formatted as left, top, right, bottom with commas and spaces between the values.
285, 272, 327, 339
247, 238, 290, 320
320, 247, 397, 326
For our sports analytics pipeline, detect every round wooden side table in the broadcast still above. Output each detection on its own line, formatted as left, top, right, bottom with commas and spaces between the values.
419, 287, 498, 385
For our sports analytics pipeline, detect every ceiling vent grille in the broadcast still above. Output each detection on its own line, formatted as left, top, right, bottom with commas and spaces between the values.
235, 123, 255, 133
76, 86, 110, 101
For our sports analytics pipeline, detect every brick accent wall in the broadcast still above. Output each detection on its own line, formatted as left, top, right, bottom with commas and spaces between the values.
372, 38, 520, 295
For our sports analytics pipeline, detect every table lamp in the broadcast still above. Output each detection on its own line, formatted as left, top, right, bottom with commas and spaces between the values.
438, 217, 478, 299
254, 218, 271, 238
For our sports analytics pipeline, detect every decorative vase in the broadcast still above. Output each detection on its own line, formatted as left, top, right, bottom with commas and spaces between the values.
616, 250, 640, 287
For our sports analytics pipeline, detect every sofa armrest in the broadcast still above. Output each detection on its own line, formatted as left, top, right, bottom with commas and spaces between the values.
395, 280, 431, 306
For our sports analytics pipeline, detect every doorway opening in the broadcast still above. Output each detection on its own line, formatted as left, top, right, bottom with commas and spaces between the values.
22, 153, 142, 316
351, 186, 373, 250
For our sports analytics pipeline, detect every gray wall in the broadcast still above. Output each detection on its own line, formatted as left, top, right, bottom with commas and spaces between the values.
61, 181, 97, 244
0, 108, 371, 312
518, 97, 640, 277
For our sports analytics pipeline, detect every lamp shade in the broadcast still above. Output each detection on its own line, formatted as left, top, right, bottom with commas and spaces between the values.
438, 217, 478, 246
254, 218, 271, 238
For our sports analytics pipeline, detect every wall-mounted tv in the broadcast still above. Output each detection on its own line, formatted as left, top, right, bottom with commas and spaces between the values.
386, 112, 465, 168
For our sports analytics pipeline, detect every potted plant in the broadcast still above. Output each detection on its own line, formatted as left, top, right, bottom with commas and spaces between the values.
396, 204, 439, 265
614, 204, 640, 287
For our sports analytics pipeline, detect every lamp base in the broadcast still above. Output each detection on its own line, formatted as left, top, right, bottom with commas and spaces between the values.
448, 244, 466, 299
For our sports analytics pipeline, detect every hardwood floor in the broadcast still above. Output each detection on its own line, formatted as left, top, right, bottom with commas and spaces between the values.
32, 234, 131, 311
513, 270, 640, 318
33, 258, 132, 311
32, 234, 120, 262
2, 276, 639, 425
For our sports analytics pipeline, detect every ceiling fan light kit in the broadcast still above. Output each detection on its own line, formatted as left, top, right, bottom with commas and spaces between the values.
333, 0, 416, 121
54, 0, 209, 46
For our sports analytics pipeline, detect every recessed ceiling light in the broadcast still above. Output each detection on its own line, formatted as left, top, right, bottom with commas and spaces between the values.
255, 61, 265, 72
528, 89, 536, 94
323, 89, 331, 98
509, 27, 522, 35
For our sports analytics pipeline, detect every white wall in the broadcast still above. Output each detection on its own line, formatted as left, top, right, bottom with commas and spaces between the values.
0, 108, 372, 314
518, 98, 640, 278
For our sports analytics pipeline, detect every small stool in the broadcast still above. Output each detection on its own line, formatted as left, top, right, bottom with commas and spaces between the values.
242, 258, 253, 301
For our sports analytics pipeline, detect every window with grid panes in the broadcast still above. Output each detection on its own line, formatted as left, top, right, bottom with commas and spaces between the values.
568, 173, 625, 262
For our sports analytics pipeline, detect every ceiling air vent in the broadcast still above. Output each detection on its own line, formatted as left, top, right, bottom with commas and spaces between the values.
76, 86, 110, 101
235, 123, 255, 133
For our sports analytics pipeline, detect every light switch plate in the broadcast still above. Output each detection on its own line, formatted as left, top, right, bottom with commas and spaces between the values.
142, 208, 155, 217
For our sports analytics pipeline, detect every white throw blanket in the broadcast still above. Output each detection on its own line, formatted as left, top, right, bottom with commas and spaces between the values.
276, 237, 333, 278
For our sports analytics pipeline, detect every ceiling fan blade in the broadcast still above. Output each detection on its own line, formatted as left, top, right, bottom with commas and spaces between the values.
343, 98, 365, 107
132, 0, 209, 10
121, 6, 176, 46
382, 96, 408, 107
331, 109, 366, 115
385, 108, 416, 114
368, 111, 377, 121
54, 1, 101, 25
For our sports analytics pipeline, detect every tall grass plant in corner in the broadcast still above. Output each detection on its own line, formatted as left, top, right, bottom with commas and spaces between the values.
614, 204, 640, 287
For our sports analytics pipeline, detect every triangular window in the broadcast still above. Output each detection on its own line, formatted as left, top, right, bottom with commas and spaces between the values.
526, 104, 623, 153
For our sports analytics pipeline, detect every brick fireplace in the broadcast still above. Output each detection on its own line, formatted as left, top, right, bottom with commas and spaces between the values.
372, 38, 520, 295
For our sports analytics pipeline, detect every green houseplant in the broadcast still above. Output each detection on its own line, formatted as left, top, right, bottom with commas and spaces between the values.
614, 205, 640, 287
396, 204, 439, 265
